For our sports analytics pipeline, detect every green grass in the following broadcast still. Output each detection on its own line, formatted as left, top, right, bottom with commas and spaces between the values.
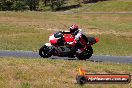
0, 23, 52, 51
0, 12, 131, 56
93, 34, 132, 56
0, 23, 38, 34
70, 0, 132, 12
0, 57, 132, 88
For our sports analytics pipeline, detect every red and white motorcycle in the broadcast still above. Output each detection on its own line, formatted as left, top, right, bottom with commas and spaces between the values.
39, 31, 99, 60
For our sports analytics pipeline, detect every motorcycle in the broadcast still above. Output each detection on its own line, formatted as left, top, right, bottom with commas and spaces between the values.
39, 31, 99, 60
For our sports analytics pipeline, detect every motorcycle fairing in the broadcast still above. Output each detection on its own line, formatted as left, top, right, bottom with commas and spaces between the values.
53, 46, 71, 53
45, 43, 71, 53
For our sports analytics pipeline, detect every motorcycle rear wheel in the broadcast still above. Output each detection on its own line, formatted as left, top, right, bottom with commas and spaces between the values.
76, 46, 93, 60
39, 45, 52, 58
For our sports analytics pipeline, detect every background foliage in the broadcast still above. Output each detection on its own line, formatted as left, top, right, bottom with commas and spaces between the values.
0, 0, 107, 11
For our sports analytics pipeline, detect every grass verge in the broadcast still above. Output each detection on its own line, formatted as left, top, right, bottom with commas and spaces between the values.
0, 57, 132, 88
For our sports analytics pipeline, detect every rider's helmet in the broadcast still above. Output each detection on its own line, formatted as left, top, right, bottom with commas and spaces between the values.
70, 24, 79, 35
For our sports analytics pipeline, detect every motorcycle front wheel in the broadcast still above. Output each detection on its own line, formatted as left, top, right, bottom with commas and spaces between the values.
76, 46, 93, 60
39, 45, 52, 58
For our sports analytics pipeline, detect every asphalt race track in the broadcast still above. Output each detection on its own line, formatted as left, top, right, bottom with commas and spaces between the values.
0, 50, 132, 64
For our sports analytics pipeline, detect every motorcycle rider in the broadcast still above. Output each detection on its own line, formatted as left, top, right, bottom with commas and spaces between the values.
65, 24, 89, 54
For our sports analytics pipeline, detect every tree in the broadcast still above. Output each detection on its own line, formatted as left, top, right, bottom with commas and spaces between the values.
0, 0, 29, 11
1, 0, 14, 11
42, 0, 49, 6
50, 0, 64, 11
12, 0, 29, 11
27, 0, 39, 11
0, 0, 108, 11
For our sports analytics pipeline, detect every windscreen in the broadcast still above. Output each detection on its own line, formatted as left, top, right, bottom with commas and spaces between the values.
54, 32, 63, 38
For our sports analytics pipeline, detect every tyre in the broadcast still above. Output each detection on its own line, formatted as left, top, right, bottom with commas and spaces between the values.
39, 45, 52, 58
76, 46, 93, 60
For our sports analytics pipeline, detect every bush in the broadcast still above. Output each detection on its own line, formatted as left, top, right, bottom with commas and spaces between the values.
12, 0, 29, 11
0, 2, 2, 10
0, 0, 39, 11
50, 0, 65, 11
0, 0, 108, 11
1, 0, 14, 11
26, 0, 39, 11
